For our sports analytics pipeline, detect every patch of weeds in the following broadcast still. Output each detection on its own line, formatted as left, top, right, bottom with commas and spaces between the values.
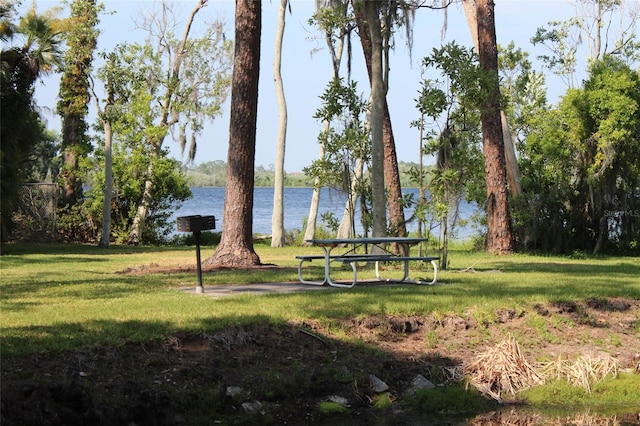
345, 337, 374, 352
372, 392, 393, 410
315, 317, 344, 331
632, 314, 640, 333
591, 337, 606, 349
534, 354, 554, 363
533, 303, 550, 316
330, 366, 356, 384
550, 314, 575, 329
311, 367, 354, 392
471, 309, 497, 328
425, 363, 459, 384
515, 306, 528, 318
317, 401, 348, 414
407, 383, 497, 415
574, 331, 592, 345
425, 330, 439, 349
510, 329, 526, 343
519, 379, 588, 405
461, 328, 488, 351
431, 310, 446, 323
527, 315, 560, 344
590, 373, 640, 405
478, 324, 492, 339
574, 304, 600, 327
257, 370, 307, 401
569, 250, 587, 259
520, 373, 640, 407
511, 329, 539, 352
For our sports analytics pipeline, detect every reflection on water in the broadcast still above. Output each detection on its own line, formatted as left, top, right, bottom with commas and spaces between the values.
387, 406, 640, 426
467, 406, 640, 425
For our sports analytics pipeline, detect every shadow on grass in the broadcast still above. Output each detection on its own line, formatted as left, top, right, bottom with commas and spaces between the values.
1, 272, 154, 305
439, 257, 640, 301
2, 246, 639, 423
1, 315, 497, 425
491, 258, 640, 276
3, 315, 637, 425
1, 242, 192, 256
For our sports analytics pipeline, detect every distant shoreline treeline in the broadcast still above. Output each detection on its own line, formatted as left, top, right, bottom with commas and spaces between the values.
185, 160, 429, 188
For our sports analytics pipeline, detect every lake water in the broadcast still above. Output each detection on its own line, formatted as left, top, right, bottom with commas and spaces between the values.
172, 187, 478, 239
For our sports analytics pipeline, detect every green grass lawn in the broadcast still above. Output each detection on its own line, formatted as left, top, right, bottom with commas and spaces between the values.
2, 242, 638, 357
2, 242, 640, 423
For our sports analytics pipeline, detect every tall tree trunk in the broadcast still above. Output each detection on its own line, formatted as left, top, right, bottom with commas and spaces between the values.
302, 149, 324, 244
364, 1, 387, 242
417, 113, 426, 256
90, 59, 114, 248
476, 0, 515, 254
304, 0, 349, 243
271, 0, 288, 247
58, 0, 99, 208
95, 72, 115, 248
99, 119, 113, 248
355, 2, 407, 248
61, 125, 82, 207
382, 99, 408, 246
500, 110, 522, 198
336, 157, 364, 238
206, 0, 261, 266
462, 0, 523, 199
128, 151, 157, 244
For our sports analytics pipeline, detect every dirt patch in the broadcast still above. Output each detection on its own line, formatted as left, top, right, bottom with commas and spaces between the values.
2, 269, 639, 425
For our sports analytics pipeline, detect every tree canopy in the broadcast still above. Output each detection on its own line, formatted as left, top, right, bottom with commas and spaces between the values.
5, 0, 639, 254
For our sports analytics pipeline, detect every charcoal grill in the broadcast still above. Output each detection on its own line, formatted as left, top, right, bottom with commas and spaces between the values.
176, 215, 216, 293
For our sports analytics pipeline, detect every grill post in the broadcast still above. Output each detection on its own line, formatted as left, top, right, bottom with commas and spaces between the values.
176, 215, 216, 293
194, 229, 204, 292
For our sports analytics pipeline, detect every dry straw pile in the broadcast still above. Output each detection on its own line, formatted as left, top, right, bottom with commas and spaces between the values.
465, 334, 621, 401
539, 353, 619, 394
464, 333, 545, 402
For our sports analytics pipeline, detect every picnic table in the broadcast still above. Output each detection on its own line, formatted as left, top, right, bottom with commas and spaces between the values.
297, 237, 439, 288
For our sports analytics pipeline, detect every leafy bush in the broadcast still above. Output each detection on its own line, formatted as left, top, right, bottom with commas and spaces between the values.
84, 145, 191, 245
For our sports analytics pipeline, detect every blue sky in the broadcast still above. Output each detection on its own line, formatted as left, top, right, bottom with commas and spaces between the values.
31, 0, 581, 172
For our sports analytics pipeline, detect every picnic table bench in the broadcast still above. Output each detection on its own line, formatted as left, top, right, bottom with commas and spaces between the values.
297, 237, 439, 288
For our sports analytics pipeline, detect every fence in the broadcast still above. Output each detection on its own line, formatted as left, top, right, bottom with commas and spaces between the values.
13, 183, 58, 241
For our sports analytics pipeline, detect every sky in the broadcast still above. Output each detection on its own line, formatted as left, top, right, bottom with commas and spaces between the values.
29, 0, 585, 172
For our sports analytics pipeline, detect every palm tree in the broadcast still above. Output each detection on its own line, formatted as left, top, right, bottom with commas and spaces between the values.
5, 6, 62, 84
1, 4, 63, 240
